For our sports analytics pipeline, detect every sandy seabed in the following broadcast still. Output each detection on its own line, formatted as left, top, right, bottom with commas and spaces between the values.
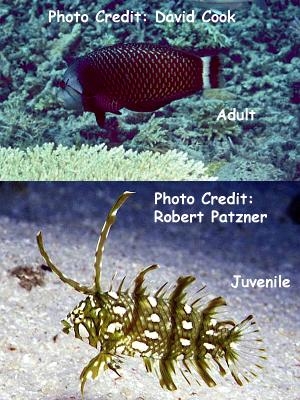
0, 183, 299, 400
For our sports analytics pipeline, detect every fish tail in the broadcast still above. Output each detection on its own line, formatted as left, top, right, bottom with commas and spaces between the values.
224, 315, 266, 385
201, 55, 221, 89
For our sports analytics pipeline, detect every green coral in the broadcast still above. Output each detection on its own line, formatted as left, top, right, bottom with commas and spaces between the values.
0, 93, 49, 147
122, 99, 241, 158
189, 101, 241, 141
124, 114, 171, 153
49, 23, 82, 60
0, 143, 216, 181
205, 160, 227, 176
29, 80, 59, 112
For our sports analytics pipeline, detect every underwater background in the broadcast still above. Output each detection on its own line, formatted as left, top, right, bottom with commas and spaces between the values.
0, 0, 299, 180
0, 182, 299, 399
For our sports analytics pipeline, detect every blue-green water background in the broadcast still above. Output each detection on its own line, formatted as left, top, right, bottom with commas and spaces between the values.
0, 0, 299, 179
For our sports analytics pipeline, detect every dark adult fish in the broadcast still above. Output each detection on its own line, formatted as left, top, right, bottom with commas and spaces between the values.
58, 43, 221, 127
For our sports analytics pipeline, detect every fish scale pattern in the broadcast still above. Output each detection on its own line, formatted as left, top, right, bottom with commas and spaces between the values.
84, 44, 203, 105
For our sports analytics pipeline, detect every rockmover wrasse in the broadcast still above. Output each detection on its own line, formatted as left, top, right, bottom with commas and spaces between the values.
37, 192, 266, 398
58, 43, 221, 127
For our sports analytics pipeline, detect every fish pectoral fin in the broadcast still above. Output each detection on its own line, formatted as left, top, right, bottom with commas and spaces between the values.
95, 111, 106, 128
83, 94, 122, 114
94, 108, 122, 128
80, 352, 113, 397
83, 94, 123, 127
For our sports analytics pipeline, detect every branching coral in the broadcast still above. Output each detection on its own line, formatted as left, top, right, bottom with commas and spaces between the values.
124, 114, 171, 153
158, 19, 231, 49
188, 101, 242, 141
0, 94, 49, 147
0, 143, 217, 180
122, 99, 241, 157
290, 17, 300, 40
49, 23, 82, 60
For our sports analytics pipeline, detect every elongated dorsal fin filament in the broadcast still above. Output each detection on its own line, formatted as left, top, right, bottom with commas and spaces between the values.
93, 191, 134, 294
37, 191, 134, 296
36, 232, 94, 294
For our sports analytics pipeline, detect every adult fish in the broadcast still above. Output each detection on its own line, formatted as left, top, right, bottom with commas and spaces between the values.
58, 43, 221, 127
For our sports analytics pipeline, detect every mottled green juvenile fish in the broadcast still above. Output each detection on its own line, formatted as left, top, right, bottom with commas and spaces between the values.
37, 192, 266, 397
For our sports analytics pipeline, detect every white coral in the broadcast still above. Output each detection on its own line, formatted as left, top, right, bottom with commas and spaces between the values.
0, 143, 217, 181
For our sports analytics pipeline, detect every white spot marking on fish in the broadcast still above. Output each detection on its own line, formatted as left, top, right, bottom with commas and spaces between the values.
108, 291, 119, 299
107, 322, 122, 333
88, 296, 96, 307
204, 342, 215, 350
149, 313, 160, 323
182, 320, 193, 330
147, 296, 157, 307
144, 330, 159, 340
79, 323, 89, 338
117, 345, 125, 353
78, 302, 86, 311
132, 341, 149, 352
180, 338, 191, 347
184, 304, 192, 314
74, 315, 84, 324
113, 306, 127, 316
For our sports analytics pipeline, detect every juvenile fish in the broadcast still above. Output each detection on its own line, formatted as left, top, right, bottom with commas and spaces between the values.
58, 43, 221, 127
37, 192, 266, 398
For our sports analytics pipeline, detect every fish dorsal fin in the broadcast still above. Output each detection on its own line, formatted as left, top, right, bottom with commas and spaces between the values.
37, 232, 94, 295
169, 275, 196, 305
37, 192, 134, 295
93, 191, 134, 294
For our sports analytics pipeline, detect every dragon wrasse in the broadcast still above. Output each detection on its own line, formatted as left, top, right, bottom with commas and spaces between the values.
58, 43, 221, 127
37, 192, 266, 397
